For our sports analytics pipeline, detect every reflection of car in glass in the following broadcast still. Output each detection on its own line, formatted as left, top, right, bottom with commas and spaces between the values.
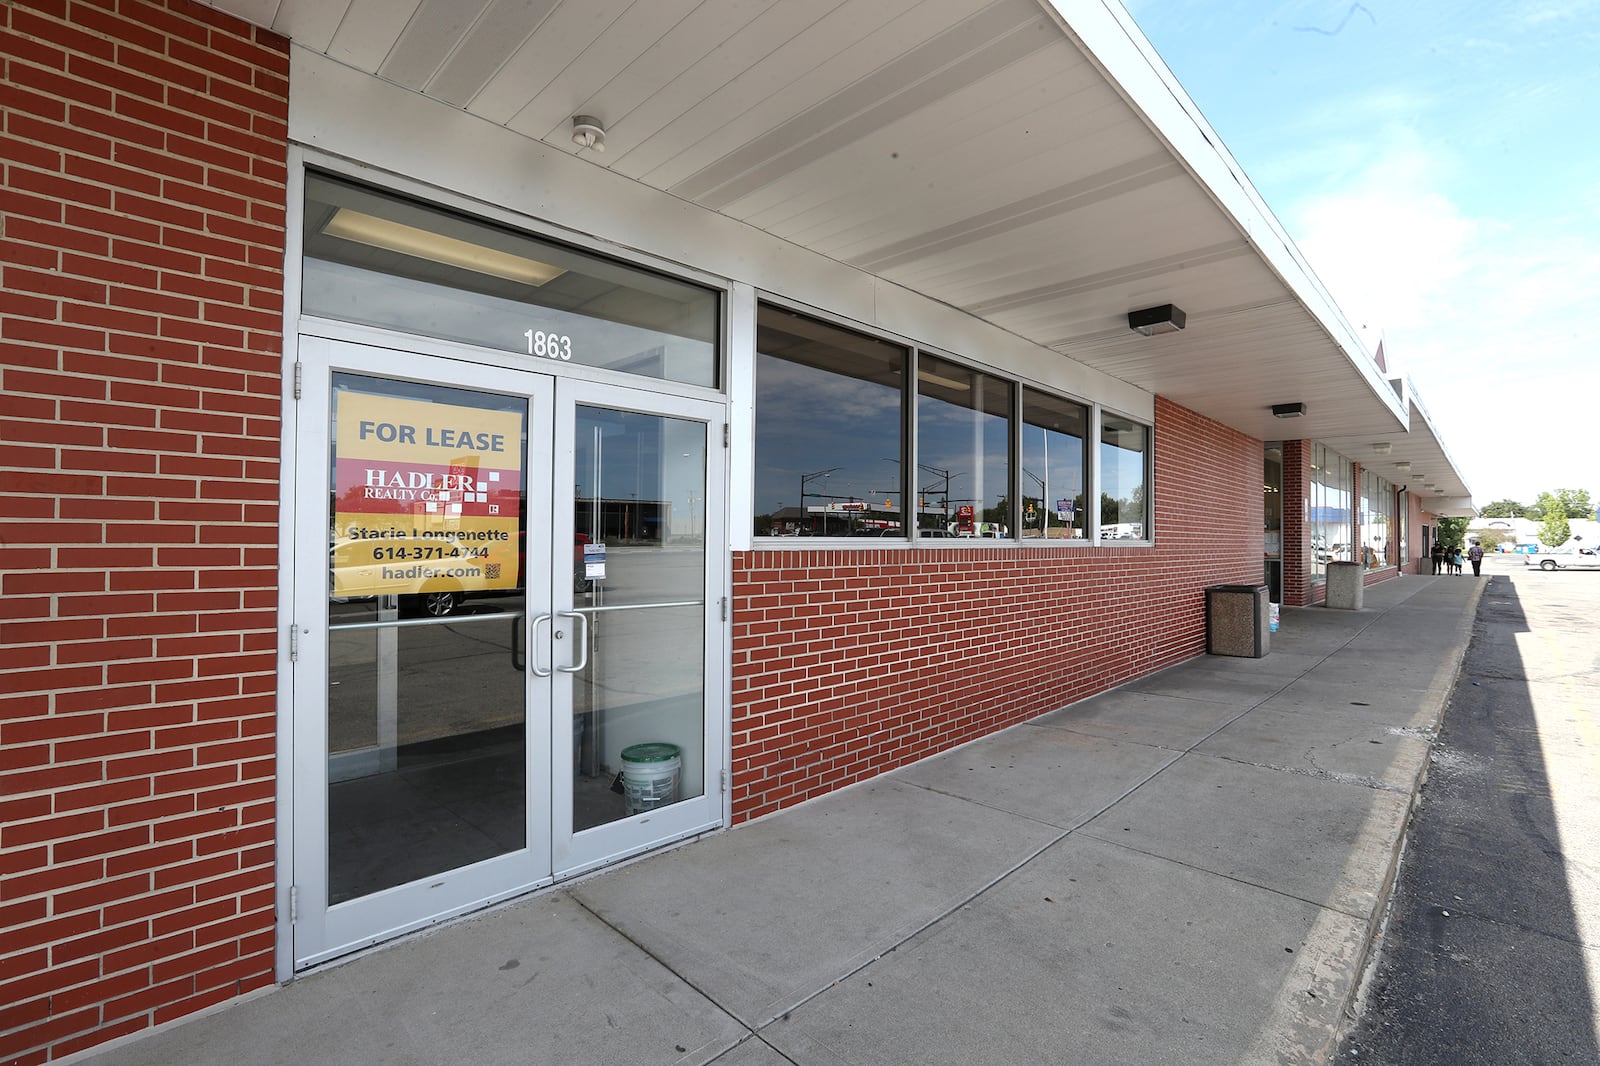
329, 536, 474, 617
1524, 545, 1600, 571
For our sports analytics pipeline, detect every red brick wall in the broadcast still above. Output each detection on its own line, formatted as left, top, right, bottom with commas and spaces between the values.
1281, 439, 1311, 606
0, 2, 288, 1062
729, 396, 1262, 821
1403, 491, 1428, 575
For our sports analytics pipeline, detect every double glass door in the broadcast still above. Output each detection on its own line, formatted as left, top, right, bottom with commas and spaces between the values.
292, 337, 723, 968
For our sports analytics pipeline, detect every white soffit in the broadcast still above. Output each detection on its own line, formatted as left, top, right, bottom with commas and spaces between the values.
208, 0, 1457, 470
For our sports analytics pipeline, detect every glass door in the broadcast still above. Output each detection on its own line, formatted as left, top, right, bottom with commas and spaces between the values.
291, 338, 725, 968
293, 339, 555, 967
551, 380, 725, 876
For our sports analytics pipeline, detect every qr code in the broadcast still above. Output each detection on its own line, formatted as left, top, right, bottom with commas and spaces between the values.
485, 563, 501, 579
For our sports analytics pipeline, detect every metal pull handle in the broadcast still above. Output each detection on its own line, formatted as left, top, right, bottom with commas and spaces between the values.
556, 611, 589, 674
529, 613, 553, 677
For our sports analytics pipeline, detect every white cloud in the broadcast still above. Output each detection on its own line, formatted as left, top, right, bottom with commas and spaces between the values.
1286, 130, 1600, 506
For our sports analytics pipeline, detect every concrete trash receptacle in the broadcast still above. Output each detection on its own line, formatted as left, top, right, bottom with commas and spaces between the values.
1325, 560, 1365, 610
621, 743, 681, 815
1205, 584, 1269, 658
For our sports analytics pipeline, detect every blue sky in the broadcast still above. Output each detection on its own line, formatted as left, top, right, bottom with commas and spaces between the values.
1123, 0, 1600, 509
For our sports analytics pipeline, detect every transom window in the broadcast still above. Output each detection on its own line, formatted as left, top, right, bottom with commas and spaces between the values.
301, 172, 721, 388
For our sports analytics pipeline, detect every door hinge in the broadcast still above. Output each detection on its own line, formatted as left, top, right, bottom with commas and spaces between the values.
292, 361, 303, 400
720, 596, 728, 622
723, 423, 730, 448
288, 884, 299, 923
720, 769, 729, 794
288, 625, 299, 663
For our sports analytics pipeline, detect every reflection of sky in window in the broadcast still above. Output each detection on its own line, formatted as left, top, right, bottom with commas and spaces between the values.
753, 353, 901, 513
1099, 421, 1146, 511
304, 259, 716, 387
574, 409, 706, 529
918, 395, 1008, 515
1021, 426, 1085, 505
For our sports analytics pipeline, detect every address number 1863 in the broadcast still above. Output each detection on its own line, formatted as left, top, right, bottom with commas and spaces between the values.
523, 329, 573, 360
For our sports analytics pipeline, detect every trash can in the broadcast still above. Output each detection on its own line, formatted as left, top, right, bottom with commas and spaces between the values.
1205, 584, 1270, 658
620, 742, 681, 815
1325, 560, 1364, 610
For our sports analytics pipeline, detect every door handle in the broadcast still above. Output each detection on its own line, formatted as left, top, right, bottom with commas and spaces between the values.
556, 611, 589, 674
529, 613, 553, 677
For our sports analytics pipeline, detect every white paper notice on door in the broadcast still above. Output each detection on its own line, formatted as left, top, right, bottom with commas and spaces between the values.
584, 542, 607, 580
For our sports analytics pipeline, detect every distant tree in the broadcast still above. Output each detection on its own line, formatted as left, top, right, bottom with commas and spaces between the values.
1539, 511, 1572, 548
1478, 499, 1528, 519
1437, 517, 1470, 551
1535, 488, 1595, 520
1473, 529, 1511, 552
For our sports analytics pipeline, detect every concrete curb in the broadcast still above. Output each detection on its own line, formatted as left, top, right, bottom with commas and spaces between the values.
1330, 573, 1491, 1049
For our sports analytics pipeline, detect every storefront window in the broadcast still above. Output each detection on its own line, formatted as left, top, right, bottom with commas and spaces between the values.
1099, 415, 1149, 540
1360, 470, 1395, 569
917, 355, 1012, 537
302, 173, 720, 388
1310, 445, 1354, 582
1021, 389, 1088, 540
752, 305, 1152, 547
752, 306, 907, 538
1263, 444, 1283, 602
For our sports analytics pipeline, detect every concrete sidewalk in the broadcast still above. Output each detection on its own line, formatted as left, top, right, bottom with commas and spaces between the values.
81, 573, 1485, 1066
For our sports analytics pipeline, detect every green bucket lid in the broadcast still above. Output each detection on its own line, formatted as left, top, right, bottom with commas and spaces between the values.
621, 742, 680, 764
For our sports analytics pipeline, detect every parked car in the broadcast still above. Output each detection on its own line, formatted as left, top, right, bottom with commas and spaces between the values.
1524, 545, 1600, 571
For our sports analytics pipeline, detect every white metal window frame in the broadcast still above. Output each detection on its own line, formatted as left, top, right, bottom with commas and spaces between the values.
745, 292, 1153, 551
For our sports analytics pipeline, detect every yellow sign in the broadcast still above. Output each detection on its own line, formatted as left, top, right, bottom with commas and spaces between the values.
331, 391, 522, 599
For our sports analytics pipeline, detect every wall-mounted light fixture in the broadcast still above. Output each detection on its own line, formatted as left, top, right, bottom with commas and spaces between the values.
1127, 304, 1186, 336
572, 115, 606, 152
1270, 402, 1307, 419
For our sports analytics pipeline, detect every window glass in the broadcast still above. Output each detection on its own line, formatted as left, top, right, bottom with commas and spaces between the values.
1311, 445, 1354, 580
1021, 388, 1088, 540
1360, 470, 1395, 569
1264, 444, 1283, 602
302, 173, 720, 388
753, 306, 906, 538
1099, 415, 1149, 540
1397, 491, 1409, 563
917, 354, 1012, 538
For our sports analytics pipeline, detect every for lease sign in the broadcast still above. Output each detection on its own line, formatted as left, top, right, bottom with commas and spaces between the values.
332, 390, 523, 599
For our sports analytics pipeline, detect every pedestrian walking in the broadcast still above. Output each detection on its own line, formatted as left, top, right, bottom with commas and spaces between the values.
1468, 542, 1485, 576
1450, 547, 1464, 575
1430, 540, 1444, 575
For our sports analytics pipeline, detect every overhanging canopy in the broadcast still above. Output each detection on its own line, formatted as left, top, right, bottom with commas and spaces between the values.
202, 0, 1473, 505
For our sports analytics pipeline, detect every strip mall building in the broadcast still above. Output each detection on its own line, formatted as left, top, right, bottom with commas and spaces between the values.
1, 1, 1476, 1060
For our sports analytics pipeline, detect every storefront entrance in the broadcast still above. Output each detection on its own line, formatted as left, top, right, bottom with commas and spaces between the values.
289, 336, 725, 968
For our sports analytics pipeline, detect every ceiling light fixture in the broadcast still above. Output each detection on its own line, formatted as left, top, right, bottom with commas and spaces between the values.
572, 115, 606, 152
322, 209, 566, 286
1127, 304, 1186, 336
916, 369, 972, 392
1394, 461, 1411, 471
1270, 402, 1307, 419
1371, 442, 1392, 455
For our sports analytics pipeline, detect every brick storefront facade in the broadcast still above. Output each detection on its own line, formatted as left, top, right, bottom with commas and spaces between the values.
731, 397, 1262, 820
0, 2, 288, 1061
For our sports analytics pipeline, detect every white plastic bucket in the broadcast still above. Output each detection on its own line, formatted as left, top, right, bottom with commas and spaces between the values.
621, 743, 680, 815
